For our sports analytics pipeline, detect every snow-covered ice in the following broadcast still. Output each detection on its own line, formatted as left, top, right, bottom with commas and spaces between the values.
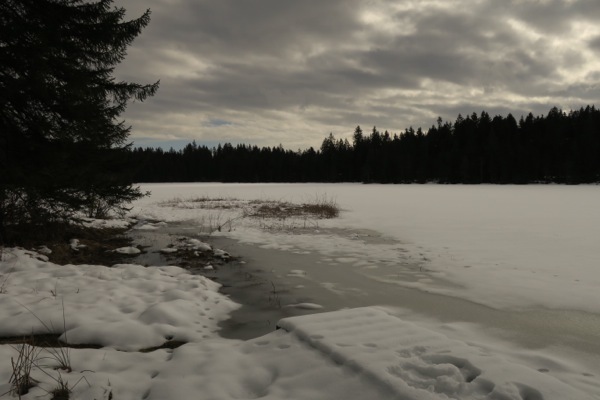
129, 182, 600, 398
278, 307, 596, 400
132, 183, 600, 313
284, 302, 324, 310
213, 248, 230, 259
114, 246, 141, 255
69, 239, 86, 251
1, 183, 599, 399
175, 237, 212, 252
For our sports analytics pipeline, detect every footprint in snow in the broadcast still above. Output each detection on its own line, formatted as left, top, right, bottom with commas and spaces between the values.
396, 346, 427, 358
388, 354, 486, 397
423, 354, 482, 383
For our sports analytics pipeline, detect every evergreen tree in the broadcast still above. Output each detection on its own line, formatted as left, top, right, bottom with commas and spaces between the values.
0, 0, 158, 240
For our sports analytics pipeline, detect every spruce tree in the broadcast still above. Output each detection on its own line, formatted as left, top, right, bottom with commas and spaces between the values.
0, 0, 159, 241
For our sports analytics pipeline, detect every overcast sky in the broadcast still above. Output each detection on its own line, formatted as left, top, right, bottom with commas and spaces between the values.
115, 0, 600, 150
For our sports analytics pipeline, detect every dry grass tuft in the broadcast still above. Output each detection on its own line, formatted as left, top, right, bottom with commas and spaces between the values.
249, 195, 340, 220
159, 193, 341, 233
159, 196, 240, 210
49, 373, 70, 400
8, 341, 42, 398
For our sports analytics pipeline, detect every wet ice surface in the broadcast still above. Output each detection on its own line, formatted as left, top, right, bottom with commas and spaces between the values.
210, 235, 600, 357
129, 221, 600, 360
209, 231, 600, 398
127, 221, 326, 339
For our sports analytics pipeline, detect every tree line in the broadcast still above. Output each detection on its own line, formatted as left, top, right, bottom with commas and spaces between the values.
130, 106, 600, 184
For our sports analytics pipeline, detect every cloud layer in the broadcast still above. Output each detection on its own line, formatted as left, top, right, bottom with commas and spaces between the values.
116, 0, 600, 149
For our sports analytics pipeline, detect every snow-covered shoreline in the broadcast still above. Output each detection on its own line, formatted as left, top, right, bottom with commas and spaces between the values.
1, 247, 596, 399
1, 182, 599, 399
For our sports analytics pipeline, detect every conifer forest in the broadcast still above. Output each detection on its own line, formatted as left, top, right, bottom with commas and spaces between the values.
129, 106, 600, 184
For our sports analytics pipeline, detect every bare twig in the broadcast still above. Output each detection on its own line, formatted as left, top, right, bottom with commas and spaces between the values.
7, 340, 42, 398
268, 281, 282, 309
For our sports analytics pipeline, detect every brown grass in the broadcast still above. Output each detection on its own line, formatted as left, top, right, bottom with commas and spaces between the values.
159, 194, 340, 219
159, 196, 240, 209
8, 342, 41, 398
249, 198, 339, 220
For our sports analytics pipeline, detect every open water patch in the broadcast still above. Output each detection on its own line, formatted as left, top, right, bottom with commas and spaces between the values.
127, 220, 310, 339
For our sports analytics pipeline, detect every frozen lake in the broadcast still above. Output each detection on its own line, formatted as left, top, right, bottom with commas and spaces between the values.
3, 183, 599, 400
135, 183, 600, 313
132, 183, 600, 395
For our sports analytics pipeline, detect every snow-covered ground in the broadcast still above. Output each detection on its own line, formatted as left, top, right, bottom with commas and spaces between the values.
1, 183, 599, 399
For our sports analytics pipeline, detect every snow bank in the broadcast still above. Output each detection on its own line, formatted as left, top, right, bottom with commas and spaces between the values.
278, 307, 595, 400
0, 248, 238, 350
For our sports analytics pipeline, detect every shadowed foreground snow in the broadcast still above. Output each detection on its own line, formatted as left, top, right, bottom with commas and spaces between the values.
0, 248, 595, 400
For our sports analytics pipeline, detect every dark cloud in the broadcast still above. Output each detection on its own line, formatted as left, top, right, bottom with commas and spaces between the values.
503, 0, 600, 34
589, 35, 600, 51
114, 0, 600, 148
